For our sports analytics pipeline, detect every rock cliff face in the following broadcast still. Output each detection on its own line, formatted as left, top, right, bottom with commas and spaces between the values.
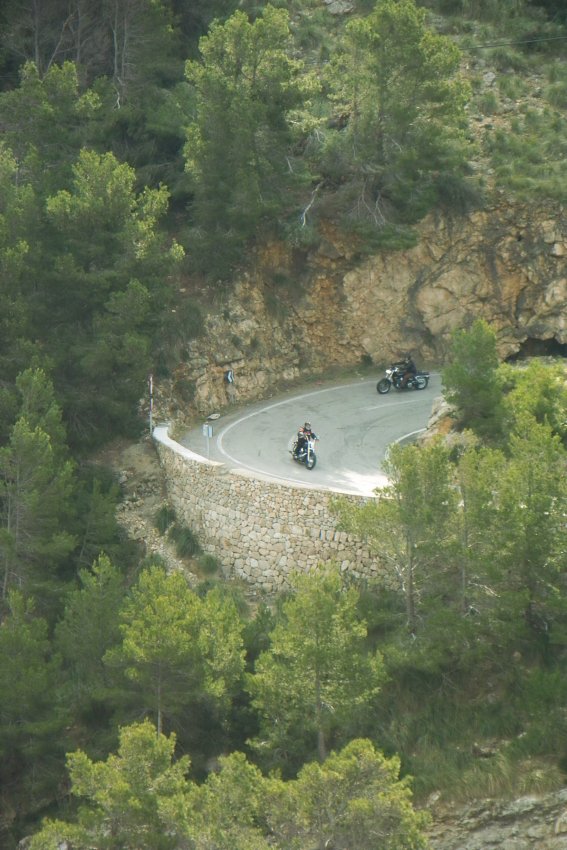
157, 200, 566, 423
426, 788, 567, 850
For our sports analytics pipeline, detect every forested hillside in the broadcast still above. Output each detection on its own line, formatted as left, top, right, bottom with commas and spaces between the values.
0, 1, 566, 847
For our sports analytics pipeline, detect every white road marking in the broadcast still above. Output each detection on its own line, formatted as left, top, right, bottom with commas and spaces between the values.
208, 374, 440, 495
394, 428, 427, 444
217, 379, 377, 458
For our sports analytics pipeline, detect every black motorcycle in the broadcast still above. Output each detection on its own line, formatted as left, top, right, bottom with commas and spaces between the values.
377, 362, 429, 394
290, 434, 318, 469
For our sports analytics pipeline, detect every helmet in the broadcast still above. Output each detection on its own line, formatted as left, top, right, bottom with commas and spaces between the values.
304, 421, 311, 430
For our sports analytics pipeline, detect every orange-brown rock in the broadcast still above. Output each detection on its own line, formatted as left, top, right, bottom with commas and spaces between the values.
155, 199, 566, 424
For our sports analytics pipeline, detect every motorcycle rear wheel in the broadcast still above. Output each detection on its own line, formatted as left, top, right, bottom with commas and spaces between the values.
415, 375, 429, 390
377, 379, 391, 394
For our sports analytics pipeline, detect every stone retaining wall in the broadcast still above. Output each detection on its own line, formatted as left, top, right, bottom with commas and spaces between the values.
153, 425, 386, 594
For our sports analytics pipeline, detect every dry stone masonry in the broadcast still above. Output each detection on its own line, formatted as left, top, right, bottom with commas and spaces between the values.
153, 425, 384, 593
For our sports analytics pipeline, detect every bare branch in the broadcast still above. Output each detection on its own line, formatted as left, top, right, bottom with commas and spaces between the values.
300, 181, 323, 227
45, 14, 75, 75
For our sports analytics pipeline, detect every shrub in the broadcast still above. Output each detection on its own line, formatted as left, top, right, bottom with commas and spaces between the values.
138, 553, 167, 571
198, 553, 221, 576
487, 46, 529, 72
477, 90, 499, 115
498, 74, 527, 99
154, 504, 176, 534
545, 81, 567, 109
434, 173, 485, 214
486, 109, 567, 202
442, 318, 505, 439
546, 60, 567, 84
343, 220, 419, 254
167, 523, 202, 558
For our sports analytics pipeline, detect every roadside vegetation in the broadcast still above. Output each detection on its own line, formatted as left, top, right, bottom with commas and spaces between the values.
335, 322, 567, 801
0, 0, 566, 846
3, 329, 566, 849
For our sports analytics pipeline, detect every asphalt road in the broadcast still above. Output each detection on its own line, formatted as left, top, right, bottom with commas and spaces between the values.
180, 373, 442, 497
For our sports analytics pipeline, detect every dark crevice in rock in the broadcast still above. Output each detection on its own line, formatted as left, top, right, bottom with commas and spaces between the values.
506, 337, 567, 361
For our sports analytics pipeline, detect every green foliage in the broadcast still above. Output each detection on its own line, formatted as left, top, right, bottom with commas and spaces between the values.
433, 172, 485, 214
30, 720, 191, 850
242, 602, 276, 668
0, 2, 566, 840
337, 439, 456, 635
107, 566, 245, 738
501, 359, 567, 443
85, 2, 187, 186
333, 360, 567, 800
168, 522, 202, 557
247, 565, 386, 770
173, 376, 198, 403
268, 738, 430, 850
72, 470, 128, 572
289, 4, 336, 57
477, 89, 499, 114
0, 2, 190, 192
154, 504, 177, 535
0, 125, 184, 448
458, 752, 562, 800
498, 74, 528, 99
158, 297, 205, 369
486, 46, 530, 72
0, 593, 68, 846
30, 727, 429, 850
170, 750, 271, 850
345, 220, 419, 253
545, 80, 567, 108
442, 318, 505, 438
320, 0, 472, 232
0, 145, 42, 398
164, 715, 428, 847
42, 150, 183, 446
0, 370, 77, 608
511, 669, 567, 757
0, 62, 101, 194
55, 555, 126, 709
198, 553, 221, 576
489, 413, 567, 633
486, 107, 567, 202
184, 5, 319, 279
452, 436, 507, 613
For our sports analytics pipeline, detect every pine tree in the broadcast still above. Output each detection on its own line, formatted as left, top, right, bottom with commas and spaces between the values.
184, 5, 318, 277
247, 566, 385, 769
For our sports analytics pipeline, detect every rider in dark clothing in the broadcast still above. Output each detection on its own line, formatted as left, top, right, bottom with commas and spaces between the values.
398, 354, 417, 388
295, 421, 317, 456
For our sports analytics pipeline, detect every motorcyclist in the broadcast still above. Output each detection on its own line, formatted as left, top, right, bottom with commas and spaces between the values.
294, 421, 318, 457
397, 353, 417, 388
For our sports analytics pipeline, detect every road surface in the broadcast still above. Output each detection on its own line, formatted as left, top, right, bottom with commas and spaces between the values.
180, 373, 442, 497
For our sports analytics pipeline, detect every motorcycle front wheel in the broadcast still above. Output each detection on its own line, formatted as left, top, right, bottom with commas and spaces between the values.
377, 379, 391, 394
415, 375, 429, 390
306, 453, 316, 470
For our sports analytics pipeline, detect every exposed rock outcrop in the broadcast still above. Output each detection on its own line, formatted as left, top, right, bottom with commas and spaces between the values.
427, 788, 567, 850
156, 199, 565, 426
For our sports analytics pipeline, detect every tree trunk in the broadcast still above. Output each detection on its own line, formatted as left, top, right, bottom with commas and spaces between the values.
315, 675, 327, 762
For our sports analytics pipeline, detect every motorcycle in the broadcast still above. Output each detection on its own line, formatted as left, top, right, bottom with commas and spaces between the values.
290, 435, 318, 470
377, 362, 429, 394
